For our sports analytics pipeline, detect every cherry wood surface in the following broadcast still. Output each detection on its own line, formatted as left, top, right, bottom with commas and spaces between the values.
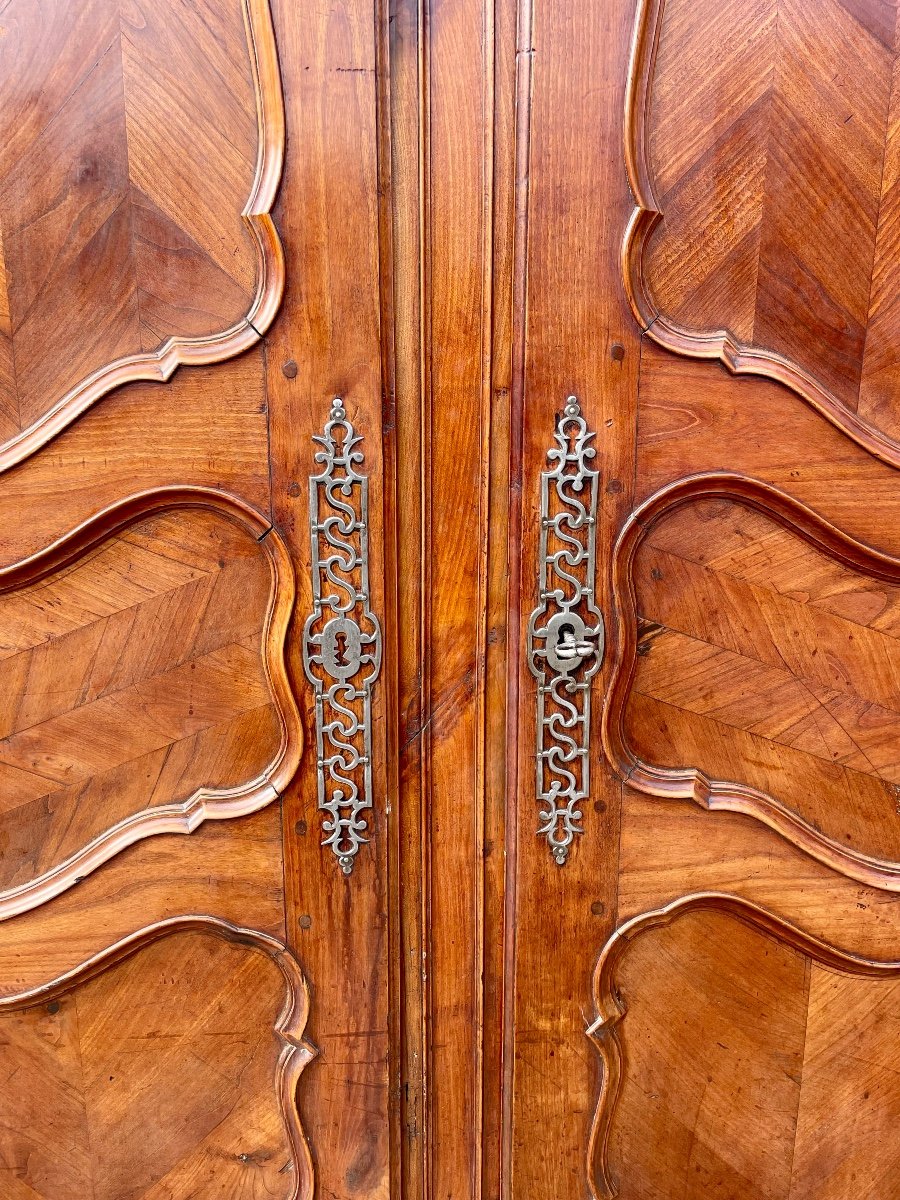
629, 497, 900, 855
4, 0, 900, 1196
590, 897, 900, 1199
0, 497, 301, 915
0, 920, 313, 1199
625, 0, 900, 460
0, 351, 271, 567
0, 508, 273, 871
0, 0, 284, 469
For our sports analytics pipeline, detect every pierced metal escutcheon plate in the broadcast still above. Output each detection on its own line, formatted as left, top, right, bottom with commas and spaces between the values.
303, 397, 382, 875
527, 396, 605, 864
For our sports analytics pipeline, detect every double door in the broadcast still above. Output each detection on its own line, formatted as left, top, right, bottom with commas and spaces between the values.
1, 0, 899, 1196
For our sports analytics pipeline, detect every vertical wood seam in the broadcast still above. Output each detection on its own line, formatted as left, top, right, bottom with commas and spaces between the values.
785, 957, 813, 1199
473, 0, 498, 1194
374, 0, 403, 1188
500, 0, 535, 1194
420, 0, 434, 1192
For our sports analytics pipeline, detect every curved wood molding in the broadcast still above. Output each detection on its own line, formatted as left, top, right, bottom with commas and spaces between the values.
0, 485, 301, 921
623, 0, 900, 470
0, 0, 286, 476
602, 470, 900, 891
2, 914, 315, 1200
587, 891, 900, 1199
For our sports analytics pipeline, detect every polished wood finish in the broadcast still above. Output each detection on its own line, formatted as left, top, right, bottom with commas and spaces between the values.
0, 0, 284, 471
503, 0, 641, 1194
0, 2, 302, 1193
0, 917, 313, 1199
5, 0, 900, 1195
263, 2, 393, 1196
594, 2, 900, 1194
0, 491, 300, 917
590, 894, 900, 1199
624, 0, 900, 464
0, 352, 271, 565
604, 473, 900, 887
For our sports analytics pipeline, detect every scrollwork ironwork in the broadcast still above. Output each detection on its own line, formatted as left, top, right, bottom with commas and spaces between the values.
527, 396, 604, 864
303, 397, 382, 875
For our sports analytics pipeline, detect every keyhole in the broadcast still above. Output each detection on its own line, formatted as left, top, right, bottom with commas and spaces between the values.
334, 631, 349, 667
555, 622, 592, 665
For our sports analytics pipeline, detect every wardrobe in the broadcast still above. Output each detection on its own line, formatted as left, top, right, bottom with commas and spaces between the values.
0, 0, 898, 1195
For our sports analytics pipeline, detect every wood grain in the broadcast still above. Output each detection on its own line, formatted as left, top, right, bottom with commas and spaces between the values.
12, 0, 900, 1192
605, 471, 900, 888
264, 0, 393, 1195
503, 0, 642, 1193
417, 0, 498, 1192
617, 788, 900, 956
0, 488, 301, 917
634, 340, 900, 567
0, 0, 284, 471
0, 917, 313, 1200
0, 349, 271, 568
0, 803, 285, 994
623, 0, 900, 465
589, 894, 900, 1200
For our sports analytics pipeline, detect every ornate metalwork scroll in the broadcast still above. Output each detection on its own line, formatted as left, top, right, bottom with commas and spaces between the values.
303, 397, 382, 875
527, 396, 604, 864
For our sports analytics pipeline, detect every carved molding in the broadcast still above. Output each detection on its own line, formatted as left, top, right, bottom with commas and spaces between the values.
1, 915, 315, 1200
623, 0, 900, 470
0, 0, 285, 476
0, 486, 302, 920
303, 398, 382, 875
527, 397, 605, 864
602, 470, 900, 891
587, 891, 900, 1199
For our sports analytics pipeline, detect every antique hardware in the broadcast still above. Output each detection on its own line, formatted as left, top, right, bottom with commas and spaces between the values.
302, 397, 382, 874
527, 396, 604, 864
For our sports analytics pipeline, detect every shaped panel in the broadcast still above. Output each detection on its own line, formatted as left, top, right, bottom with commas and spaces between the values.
589, 895, 900, 1200
0, 0, 284, 469
0, 488, 300, 916
0, 917, 314, 1199
625, 0, 900, 458
604, 473, 900, 888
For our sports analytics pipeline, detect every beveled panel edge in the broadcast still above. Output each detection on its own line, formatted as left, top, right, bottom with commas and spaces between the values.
586, 890, 900, 1200
601, 470, 900, 892
0, 0, 286, 476
622, 0, 900, 470
0, 485, 302, 921
0, 913, 315, 1200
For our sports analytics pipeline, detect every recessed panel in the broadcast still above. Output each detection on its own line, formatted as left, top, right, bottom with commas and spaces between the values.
591, 897, 900, 1199
0, 496, 299, 913
0, 0, 283, 460
627, 0, 900, 441
0, 922, 312, 1199
622, 494, 900, 867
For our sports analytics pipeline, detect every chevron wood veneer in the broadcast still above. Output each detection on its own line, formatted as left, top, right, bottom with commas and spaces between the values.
625, 0, 900, 449
0, 490, 301, 917
10, 0, 900, 1194
589, 895, 900, 1200
603, 472, 900, 888
0, 0, 284, 470
634, 495, 900, 842
0, 918, 314, 1200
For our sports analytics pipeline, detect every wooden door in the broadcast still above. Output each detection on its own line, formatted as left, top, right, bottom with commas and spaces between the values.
0, 0, 392, 1195
4, 0, 900, 1197
498, 0, 900, 1196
